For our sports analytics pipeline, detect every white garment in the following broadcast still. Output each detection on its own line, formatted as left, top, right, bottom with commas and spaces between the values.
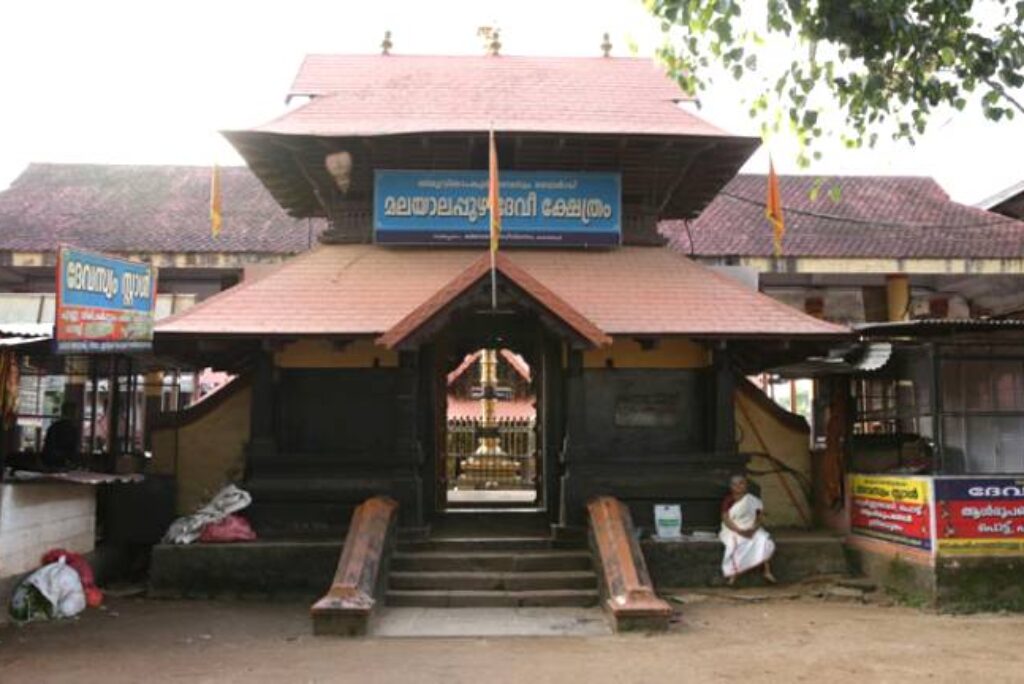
162, 484, 252, 544
719, 493, 775, 578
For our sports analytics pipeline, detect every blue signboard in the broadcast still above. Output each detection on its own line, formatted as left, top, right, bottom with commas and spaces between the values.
374, 170, 621, 247
56, 245, 158, 353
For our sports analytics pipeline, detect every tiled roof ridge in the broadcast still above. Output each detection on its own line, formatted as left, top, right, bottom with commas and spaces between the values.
377, 251, 612, 349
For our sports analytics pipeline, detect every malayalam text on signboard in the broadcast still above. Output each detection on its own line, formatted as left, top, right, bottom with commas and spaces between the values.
935, 477, 1024, 556
56, 246, 158, 353
373, 170, 621, 247
849, 474, 933, 550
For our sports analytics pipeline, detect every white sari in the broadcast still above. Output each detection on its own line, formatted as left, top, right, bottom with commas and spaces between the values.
719, 493, 775, 578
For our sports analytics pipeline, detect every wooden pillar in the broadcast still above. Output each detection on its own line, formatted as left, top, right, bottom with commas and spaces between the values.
247, 348, 277, 471
560, 347, 587, 525
396, 349, 423, 526
713, 347, 737, 455
142, 371, 163, 450
541, 335, 564, 523
886, 274, 911, 321
63, 356, 88, 455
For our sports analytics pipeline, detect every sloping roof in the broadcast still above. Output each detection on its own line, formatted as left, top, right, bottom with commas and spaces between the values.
446, 349, 532, 386
665, 174, 1024, 259
0, 163, 323, 254
156, 245, 848, 338
447, 397, 535, 420
262, 54, 730, 138
980, 179, 1024, 220
377, 252, 612, 349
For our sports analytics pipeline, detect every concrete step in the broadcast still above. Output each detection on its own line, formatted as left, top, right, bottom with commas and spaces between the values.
390, 550, 594, 573
397, 537, 574, 553
386, 588, 600, 608
389, 570, 597, 591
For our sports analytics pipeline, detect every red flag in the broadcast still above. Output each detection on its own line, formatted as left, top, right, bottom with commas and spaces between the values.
489, 130, 501, 254
766, 157, 784, 256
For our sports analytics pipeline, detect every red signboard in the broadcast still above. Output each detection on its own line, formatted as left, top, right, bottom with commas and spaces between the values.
935, 478, 1024, 555
849, 475, 932, 550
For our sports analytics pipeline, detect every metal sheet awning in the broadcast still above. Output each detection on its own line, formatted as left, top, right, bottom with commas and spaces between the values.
770, 342, 893, 378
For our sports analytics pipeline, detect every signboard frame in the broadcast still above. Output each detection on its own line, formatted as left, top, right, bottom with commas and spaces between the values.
55, 245, 158, 354
849, 474, 934, 551
373, 169, 622, 247
934, 476, 1024, 556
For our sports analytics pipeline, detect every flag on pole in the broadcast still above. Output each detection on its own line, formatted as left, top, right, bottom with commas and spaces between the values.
766, 156, 784, 256
488, 130, 501, 254
210, 164, 223, 237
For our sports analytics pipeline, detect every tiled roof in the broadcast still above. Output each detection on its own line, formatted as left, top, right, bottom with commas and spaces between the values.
156, 245, 848, 338
377, 252, 613, 349
0, 163, 323, 254
665, 174, 1024, 259
447, 397, 535, 421
253, 54, 731, 138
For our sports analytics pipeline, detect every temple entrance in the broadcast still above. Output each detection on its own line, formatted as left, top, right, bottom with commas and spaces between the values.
442, 347, 541, 509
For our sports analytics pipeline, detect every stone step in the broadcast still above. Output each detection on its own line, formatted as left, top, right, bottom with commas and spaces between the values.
397, 537, 575, 553
389, 570, 597, 591
390, 550, 594, 573
386, 588, 600, 608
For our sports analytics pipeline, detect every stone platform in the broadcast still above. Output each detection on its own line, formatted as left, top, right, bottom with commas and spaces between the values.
643, 530, 851, 588
149, 529, 851, 600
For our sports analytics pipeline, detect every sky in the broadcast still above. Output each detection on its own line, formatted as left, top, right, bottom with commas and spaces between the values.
1, 0, 1022, 205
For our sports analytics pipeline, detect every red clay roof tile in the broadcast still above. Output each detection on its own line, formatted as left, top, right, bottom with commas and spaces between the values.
377, 251, 612, 349
249, 54, 734, 138
0, 163, 322, 254
155, 245, 849, 338
664, 174, 1024, 259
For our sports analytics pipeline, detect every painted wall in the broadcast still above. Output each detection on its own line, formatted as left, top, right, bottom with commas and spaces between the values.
735, 384, 813, 528
151, 383, 252, 514
0, 483, 96, 579
275, 338, 398, 368
583, 336, 710, 369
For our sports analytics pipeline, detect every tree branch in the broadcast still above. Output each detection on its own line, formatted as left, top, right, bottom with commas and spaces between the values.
984, 78, 1024, 115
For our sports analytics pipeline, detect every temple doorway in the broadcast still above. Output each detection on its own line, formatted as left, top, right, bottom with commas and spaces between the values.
442, 347, 540, 509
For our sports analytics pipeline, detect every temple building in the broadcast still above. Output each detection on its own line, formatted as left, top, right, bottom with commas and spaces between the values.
151, 52, 847, 545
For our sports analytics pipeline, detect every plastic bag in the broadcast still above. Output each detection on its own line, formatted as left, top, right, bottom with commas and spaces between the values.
41, 549, 103, 608
25, 557, 86, 619
199, 514, 257, 543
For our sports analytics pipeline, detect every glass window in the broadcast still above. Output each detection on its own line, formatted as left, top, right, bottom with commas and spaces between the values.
940, 359, 1024, 474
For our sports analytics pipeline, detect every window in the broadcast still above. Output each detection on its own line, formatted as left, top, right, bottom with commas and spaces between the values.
940, 359, 1024, 474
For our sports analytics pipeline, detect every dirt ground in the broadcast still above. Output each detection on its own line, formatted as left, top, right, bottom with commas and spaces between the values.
1, 589, 1023, 684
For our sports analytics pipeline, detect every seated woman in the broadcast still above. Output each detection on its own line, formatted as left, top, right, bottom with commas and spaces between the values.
719, 474, 776, 585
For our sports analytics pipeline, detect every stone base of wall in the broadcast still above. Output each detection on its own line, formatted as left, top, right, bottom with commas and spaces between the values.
643, 530, 850, 588
847, 536, 1024, 612
935, 556, 1024, 613
0, 483, 98, 626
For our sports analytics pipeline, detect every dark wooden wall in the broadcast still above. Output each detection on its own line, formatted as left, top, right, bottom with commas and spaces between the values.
560, 356, 744, 529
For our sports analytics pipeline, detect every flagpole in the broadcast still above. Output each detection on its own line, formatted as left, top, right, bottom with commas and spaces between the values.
490, 249, 497, 310
488, 127, 500, 311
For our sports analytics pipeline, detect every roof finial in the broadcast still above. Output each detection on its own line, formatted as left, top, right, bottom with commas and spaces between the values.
488, 29, 502, 56
601, 32, 612, 58
381, 30, 393, 56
